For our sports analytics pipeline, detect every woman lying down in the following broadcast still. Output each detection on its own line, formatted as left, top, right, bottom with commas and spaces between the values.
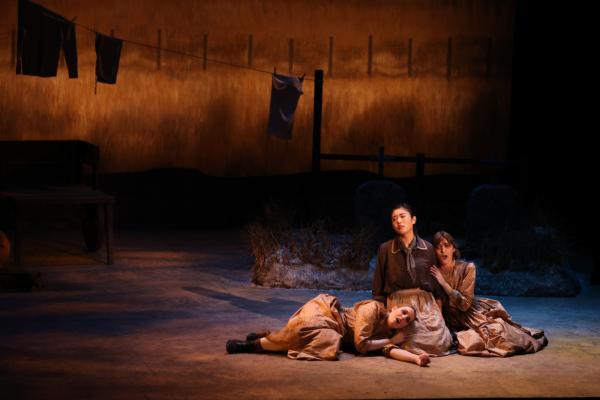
226, 293, 430, 367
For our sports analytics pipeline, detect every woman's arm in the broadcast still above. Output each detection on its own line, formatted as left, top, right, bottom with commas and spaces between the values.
361, 330, 405, 352
430, 263, 475, 311
388, 348, 430, 366
426, 249, 449, 304
362, 338, 392, 353
430, 266, 454, 296
450, 263, 475, 311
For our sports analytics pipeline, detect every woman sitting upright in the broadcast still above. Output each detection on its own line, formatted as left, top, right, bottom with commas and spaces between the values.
372, 203, 453, 356
430, 230, 548, 357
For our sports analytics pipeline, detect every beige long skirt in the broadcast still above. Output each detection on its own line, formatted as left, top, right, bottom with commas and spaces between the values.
387, 288, 453, 356
454, 297, 548, 357
265, 294, 346, 360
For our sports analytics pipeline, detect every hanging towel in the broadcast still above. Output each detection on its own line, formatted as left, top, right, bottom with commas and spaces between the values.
267, 73, 304, 139
95, 33, 123, 84
16, 0, 78, 78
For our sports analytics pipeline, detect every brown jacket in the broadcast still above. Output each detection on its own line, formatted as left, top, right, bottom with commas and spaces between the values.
372, 236, 446, 304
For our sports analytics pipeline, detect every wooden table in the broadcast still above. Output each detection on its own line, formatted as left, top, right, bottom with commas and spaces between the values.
0, 186, 115, 265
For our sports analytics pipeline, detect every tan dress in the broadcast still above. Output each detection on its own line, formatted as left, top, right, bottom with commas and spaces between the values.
266, 294, 399, 360
387, 288, 453, 356
442, 260, 548, 357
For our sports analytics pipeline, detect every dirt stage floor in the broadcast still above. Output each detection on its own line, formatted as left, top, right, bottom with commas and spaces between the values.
1, 228, 599, 399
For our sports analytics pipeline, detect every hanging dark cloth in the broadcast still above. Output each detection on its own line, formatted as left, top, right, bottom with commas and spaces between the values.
267, 73, 304, 139
16, 0, 78, 78
95, 33, 123, 84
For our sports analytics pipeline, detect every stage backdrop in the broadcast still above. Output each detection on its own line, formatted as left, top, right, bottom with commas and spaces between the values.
0, 0, 514, 177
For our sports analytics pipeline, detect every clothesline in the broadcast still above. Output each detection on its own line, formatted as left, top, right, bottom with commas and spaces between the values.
13, 2, 500, 83
38, 8, 315, 81
15, 4, 495, 82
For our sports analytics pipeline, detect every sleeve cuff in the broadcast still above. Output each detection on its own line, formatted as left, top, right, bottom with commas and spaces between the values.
382, 344, 399, 358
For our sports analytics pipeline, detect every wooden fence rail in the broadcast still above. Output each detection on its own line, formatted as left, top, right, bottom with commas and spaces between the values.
319, 147, 518, 207
319, 148, 518, 177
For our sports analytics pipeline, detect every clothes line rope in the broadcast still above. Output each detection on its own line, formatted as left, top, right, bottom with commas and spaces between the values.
37, 9, 315, 81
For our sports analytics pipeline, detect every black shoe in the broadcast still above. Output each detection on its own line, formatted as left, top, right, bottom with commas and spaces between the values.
226, 339, 256, 354
246, 330, 270, 341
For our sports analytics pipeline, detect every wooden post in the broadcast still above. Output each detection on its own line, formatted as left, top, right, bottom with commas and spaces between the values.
486, 36, 492, 79
248, 34, 253, 67
447, 37, 452, 81
157, 29, 162, 70
203, 34, 208, 71
415, 153, 425, 209
378, 146, 385, 177
11, 29, 16, 68
368, 35, 373, 77
289, 38, 294, 74
312, 69, 324, 173
328, 36, 333, 77
59, 38, 64, 68
407, 37, 413, 77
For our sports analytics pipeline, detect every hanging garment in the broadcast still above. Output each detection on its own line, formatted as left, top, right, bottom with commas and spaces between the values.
95, 33, 123, 84
267, 73, 304, 139
16, 0, 78, 78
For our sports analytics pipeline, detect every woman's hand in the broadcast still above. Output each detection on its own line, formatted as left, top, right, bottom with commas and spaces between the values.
430, 265, 445, 285
388, 348, 430, 366
414, 353, 430, 367
431, 265, 454, 297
